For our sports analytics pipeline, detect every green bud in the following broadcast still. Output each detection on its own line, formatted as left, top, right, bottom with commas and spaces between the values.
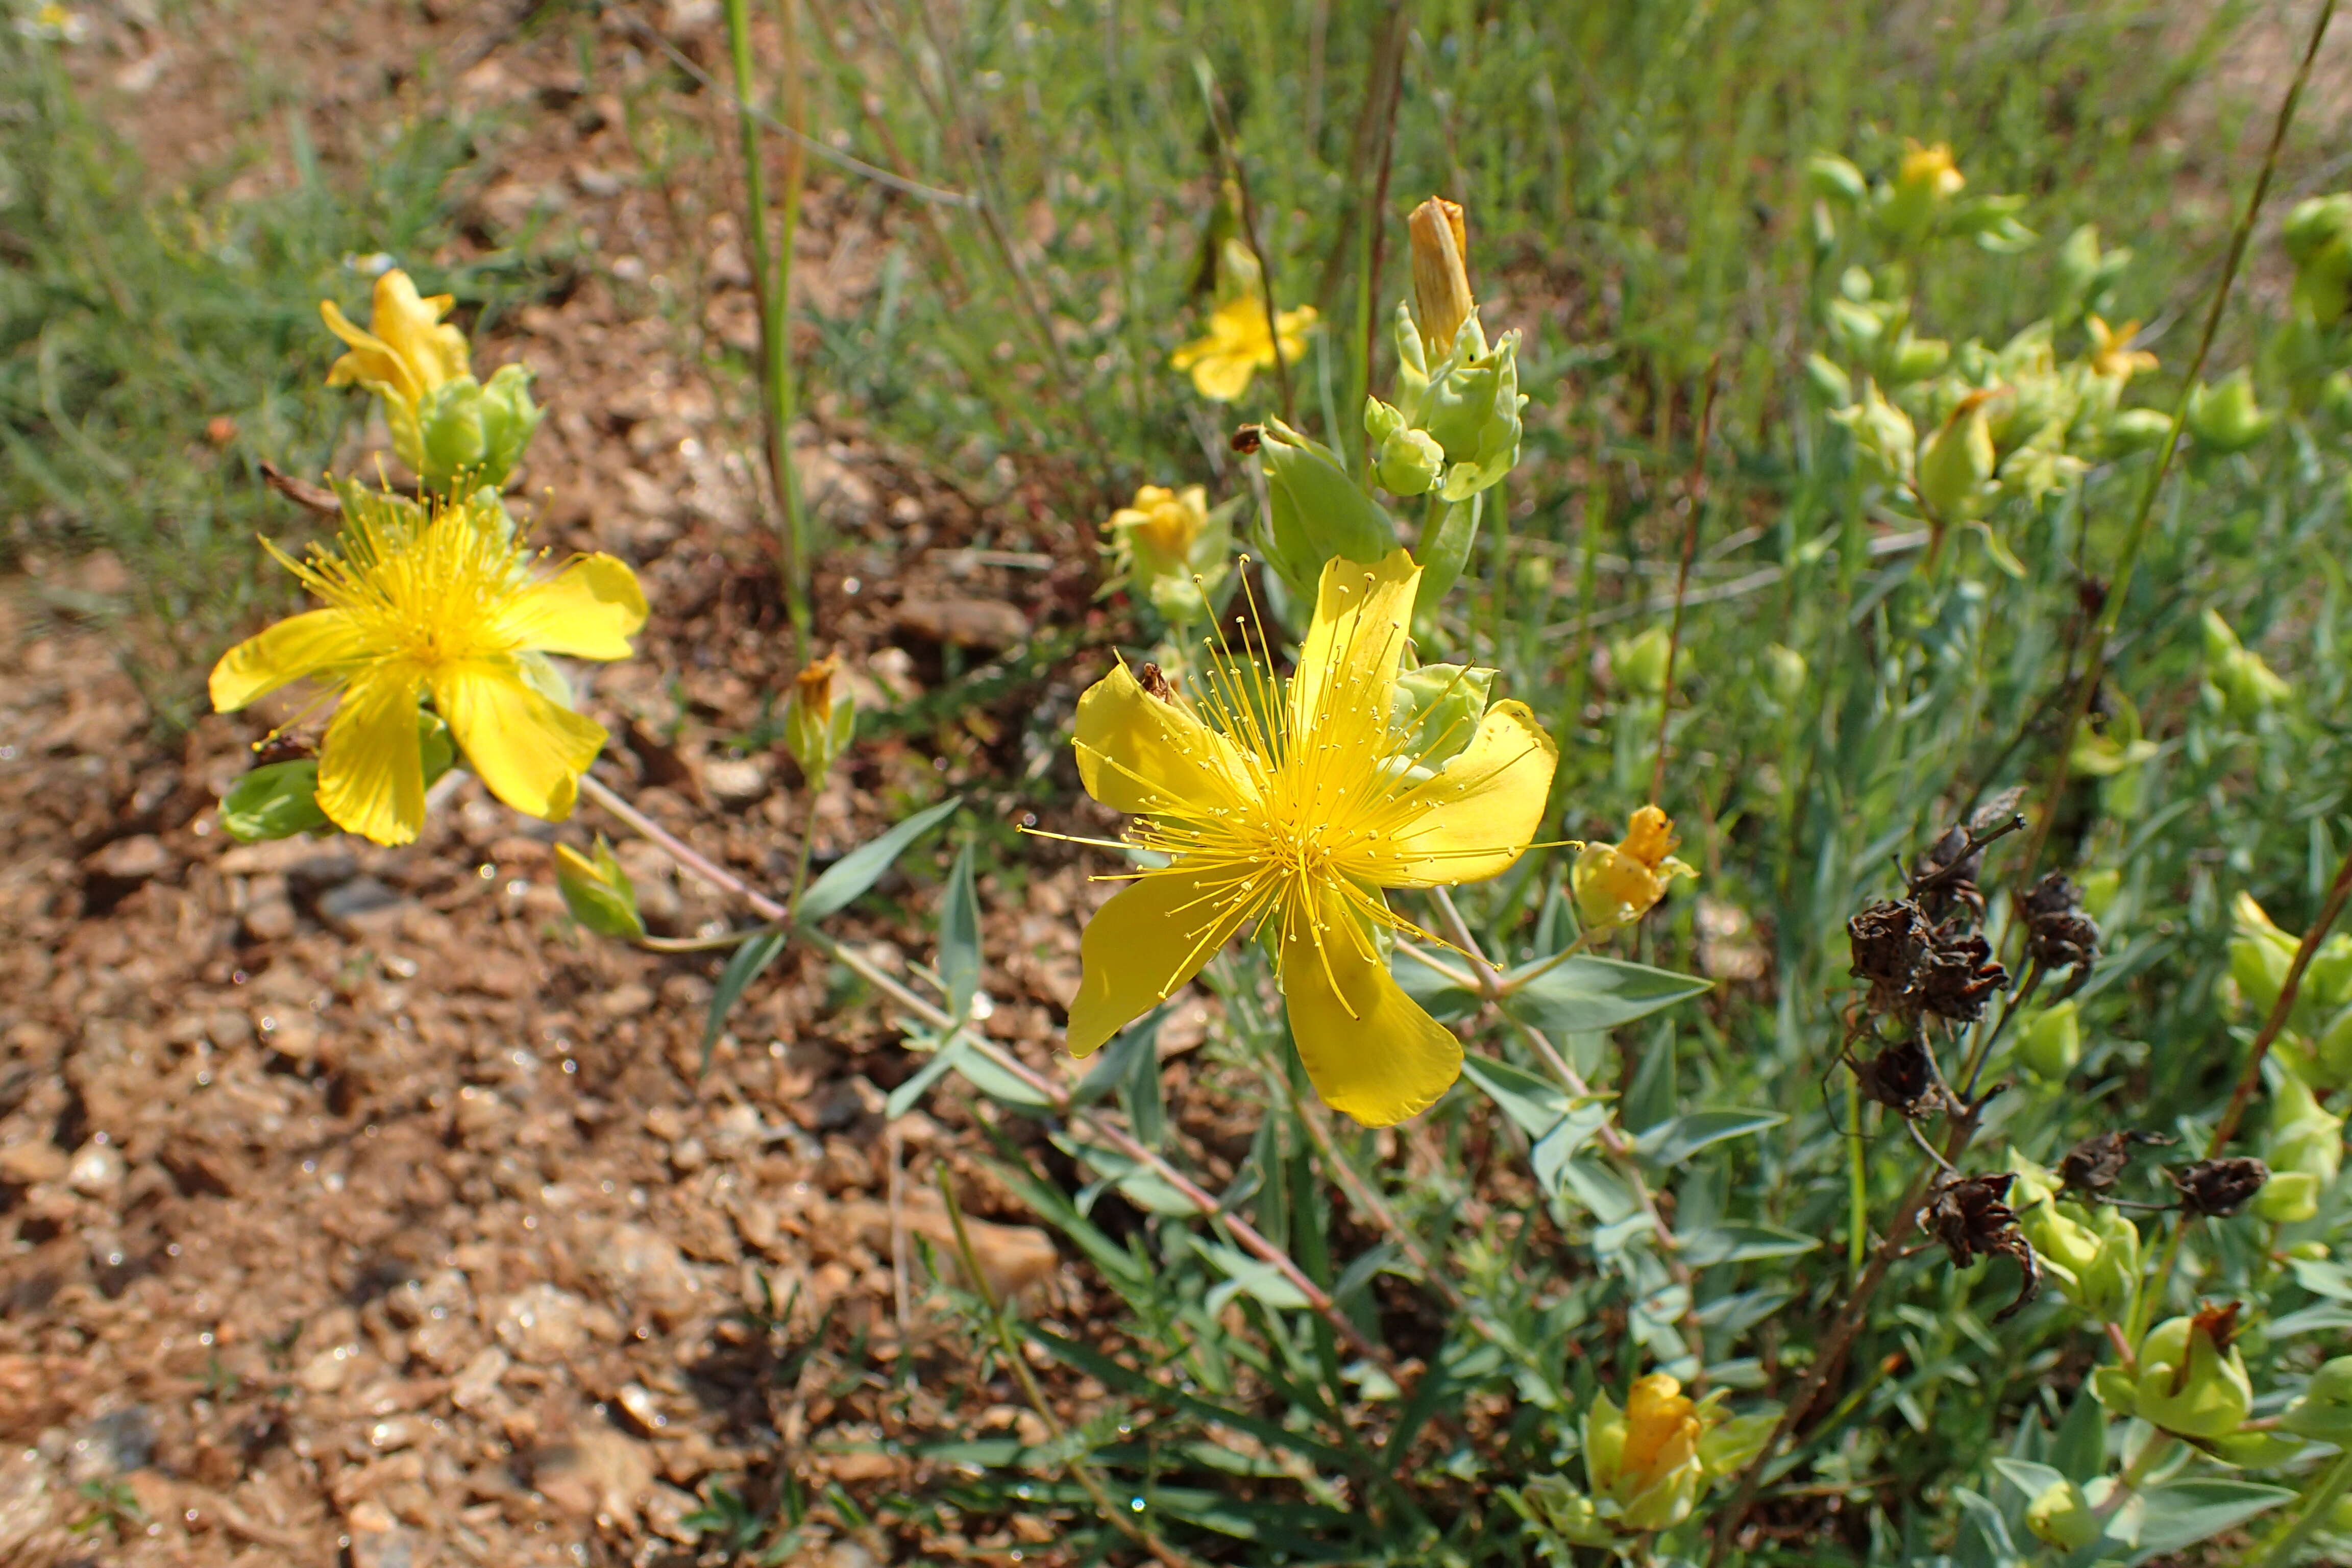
1390, 663, 1497, 772
555, 836, 645, 941
2075, 1206, 2140, 1322
2231, 892, 2301, 1015
2186, 370, 2274, 454
1612, 625, 1673, 696
2025, 1479, 2100, 1551
219, 758, 332, 842
1513, 1478, 1613, 1548
2315, 1006, 2352, 1090
2202, 609, 2292, 717
1764, 644, 1808, 706
2306, 935, 2352, 1011
2283, 1357, 2352, 1442
1372, 419, 1446, 497
2255, 1169, 2320, 1224
2019, 1195, 2101, 1279
2103, 407, 2175, 453
783, 655, 857, 786
1422, 330, 1525, 502
2267, 1069, 2343, 1186
415, 364, 544, 495
1254, 418, 1397, 600
2284, 194, 2352, 328
1916, 393, 1997, 522
1877, 140, 1966, 242
2135, 1311, 2253, 1440
1803, 153, 1868, 206
2017, 1000, 2081, 1080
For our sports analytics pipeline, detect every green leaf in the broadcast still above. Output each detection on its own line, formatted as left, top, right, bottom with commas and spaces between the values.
937, 839, 982, 1017
2050, 1386, 2108, 1482
1499, 955, 1711, 1034
1391, 949, 1481, 1022
952, 1046, 1057, 1109
1634, 1108, 1787, 1168
885, 1034, 969, 1120
1990, 1456, 2067, 1503
1677, 1223, 1821, 1267
2125, 1479, 2295, 1554
218, 760, 330, 842
1459, 1050, 1574, 1140
702, 927, 786, 1073
1196, 1239, 1311, 1312
798, 796, 962, 923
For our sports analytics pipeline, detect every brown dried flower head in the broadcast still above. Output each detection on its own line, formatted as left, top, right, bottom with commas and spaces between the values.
1921, 1171, 2040, 1321
2170, 1157, 2270, 1218
1852, 1038, 1953, 1119
1916, 928, 2009, 1022
2056, 1129, 2173, 1197
2022, 872, 2101, 975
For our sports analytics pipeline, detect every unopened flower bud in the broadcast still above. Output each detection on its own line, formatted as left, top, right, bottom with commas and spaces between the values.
1409, 197, 1477, 361
555, 835, 644, 941
1104, 483, 1232, 628
2187, 370, 2274, 454
1765, 644, 1808, 706
2284, 194, 2352, 328
1612, 625, 1673, 696
415, 363, 545, 496
2103, 407, 2175, 454
783, 654, 857, 786
1916, 390, 1997, 522
1879, 139, 1966, 241
2230, 892, 2300, 1014
2201, 609, 2292, 717
2134, 1306, 2253, 1440
1830, 381, 1917, 484
1574, 806, 1698, 932
1254, 418, 1397, 601
1804, 153, 1868, 206
1366, 400, 1446, 497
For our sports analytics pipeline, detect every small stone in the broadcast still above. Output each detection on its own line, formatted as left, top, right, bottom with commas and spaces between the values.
65, 1142, 124, 1200
590, 1224, 700, 1324
317, 876, 411, 939
450, 1346, 510, 1410
0, 1143, 67, 1186
492, 1284, 596, 1363
598, 983, 655, 1020
615, 1383, 668, 1432
349, 1498, 431, 1568
204, 1009, 257, 1050
643, 1481, 702, 1543
700, 756, 771, 806
532, 1426, 654, 1527
366, 1415, 428, 1452
298, 1342, 361, 1394
89, 835, 170, 880
258, 1011, 320, 1061
64, 1406, 155, 1482
0, 1448, 61, 1559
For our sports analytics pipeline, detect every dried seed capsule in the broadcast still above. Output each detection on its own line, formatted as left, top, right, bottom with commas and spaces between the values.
2169, 1157, 2270, 1218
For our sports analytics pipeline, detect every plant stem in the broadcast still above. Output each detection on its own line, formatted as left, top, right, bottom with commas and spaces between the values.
2016, 0, 2336, 888
1651, 360, 1720, 806
720, 0, 813, 656
575, 770, 1401, 1377
2256, 1446, 2352, 1568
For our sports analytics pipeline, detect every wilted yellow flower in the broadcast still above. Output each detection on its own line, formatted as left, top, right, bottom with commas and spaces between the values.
2086, 316, 2158, 383
210, 497, 646, 847
1408, 195, 1476, 358
782, 652, 856, 785
1171, 295, 1318, 403
1064, 550, 1555, 1125
1585, 1374, 1708, 1532
320, 270, 472, 472
1105, 484, 1231, 626
1573, 805, 1697, 930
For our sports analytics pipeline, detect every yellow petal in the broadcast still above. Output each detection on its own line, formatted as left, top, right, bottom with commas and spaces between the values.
319, 299, 418, 403
1073, 663, 1254, 817
431, 660, 608, 821
1279, 884, 1461, 1126
370, 270, 470, 394
1291, 548, 1419, 739
1067, 862, 1258, 1056
315, 665, 427, 847
1574, 842, 1665, 929
1375, 699, 1557, 887
210, 608, 372, 712
1186, 350, 1256, 402
494, 554, 649, 660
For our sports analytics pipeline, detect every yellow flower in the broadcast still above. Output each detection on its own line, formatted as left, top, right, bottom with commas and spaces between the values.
1585, 1374, 1709, 1532
320, 270, 472, 472
1573, 805, 1697, 930
210, 498, 647, 847
1105, 484, 1230, 625
1171, 295, 1319, 403
1899, 139, 1966, 200
1108, 484, 1210, 566
1065, 549, 1555, 1125
2087, 316, 2158, 383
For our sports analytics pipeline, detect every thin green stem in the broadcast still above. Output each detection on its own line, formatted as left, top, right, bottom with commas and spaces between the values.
2256, 1446, 2352, 1568
721, 0, 813, 656
1845, 1074, 1868, 1278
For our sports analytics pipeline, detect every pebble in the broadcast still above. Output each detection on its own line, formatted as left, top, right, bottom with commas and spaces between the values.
88, 834, 170, 880
317, 876, 411, 939
0, 1143, 67, 1186
65, 1141, 124, 1200
449, 1347, 510, 1411
700, 755, 771, 806
491, 1284, 596, 1363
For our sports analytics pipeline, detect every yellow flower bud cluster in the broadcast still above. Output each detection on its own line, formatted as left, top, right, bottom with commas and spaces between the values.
1515, 1374, 1775, 1544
